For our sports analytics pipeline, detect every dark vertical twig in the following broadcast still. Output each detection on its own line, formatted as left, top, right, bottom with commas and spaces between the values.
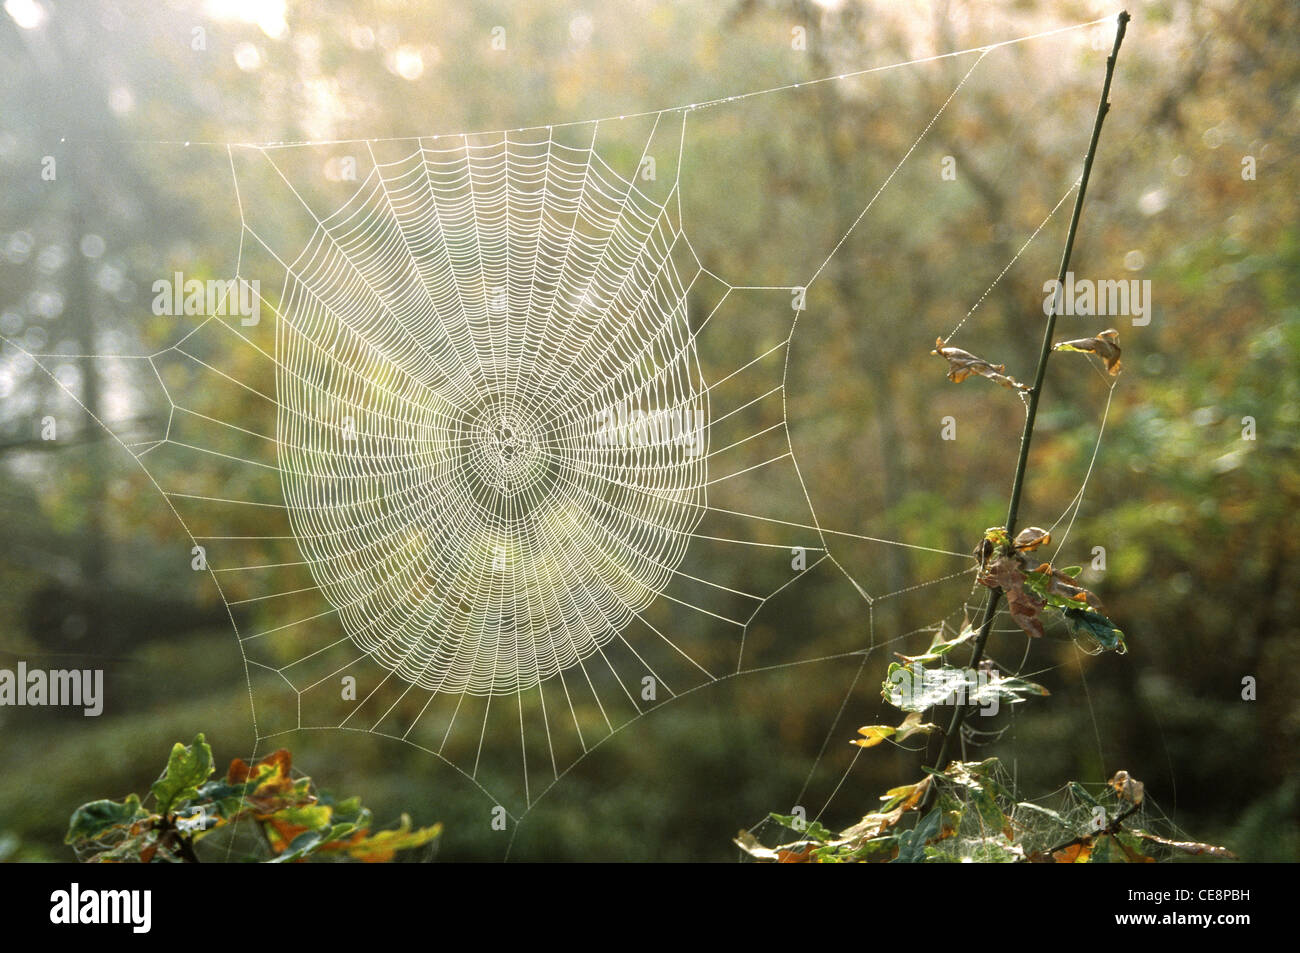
930, 10, 1130, 778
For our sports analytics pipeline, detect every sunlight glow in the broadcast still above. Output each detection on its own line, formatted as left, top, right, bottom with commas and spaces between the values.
4, 0, 48, 31
204, 0, 288, 40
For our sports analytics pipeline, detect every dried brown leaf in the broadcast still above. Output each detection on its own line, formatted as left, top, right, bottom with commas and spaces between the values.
1029, 562, 1105, 610
979, 551, 1047, 638
932, 338, 1029, 391
978, 552, 1025, 592
1006, 587, 1047, 638
1053, 328, 1122, 375
1013, 527, 1051, 552
1109, 770, 1145, 805
1133, 831, 1237, 859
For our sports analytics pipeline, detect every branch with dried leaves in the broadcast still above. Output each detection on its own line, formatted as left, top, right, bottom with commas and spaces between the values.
741, 11, 1231, 866
737, 764, 1233, 864
930, 10, 1131, 778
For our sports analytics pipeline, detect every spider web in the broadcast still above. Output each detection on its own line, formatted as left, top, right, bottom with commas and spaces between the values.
744, 755, 1208, 863
2, 13, 1150, 852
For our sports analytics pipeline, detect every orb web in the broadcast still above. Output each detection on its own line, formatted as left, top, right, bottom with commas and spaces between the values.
273, 136, 708, 696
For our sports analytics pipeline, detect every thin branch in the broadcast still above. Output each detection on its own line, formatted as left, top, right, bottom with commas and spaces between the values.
1040, 801, 1141, 858
931, 10, 1131, 778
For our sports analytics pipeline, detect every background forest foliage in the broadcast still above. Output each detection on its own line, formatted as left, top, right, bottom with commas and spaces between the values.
0, 0, 1295, 861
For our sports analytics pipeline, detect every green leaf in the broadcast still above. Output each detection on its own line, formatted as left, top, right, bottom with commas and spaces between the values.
193, 778, 260, 821
1062, 607, 1128, 655
891, 809, 943, 864
938, 792, 964, 838
65, 794, 149, 844
811, 845, 850, 863
969, 786, 1009, 837
767, 813, 833, 842
1114, 832, 1158, 862
804, 821, 836, 843
846, 835, 900, 862
150, 734, 215, 816
268, 827, 330, 863
323, 794, 370, 828
1089, 833, 1116, 863
938, 760, 1014, 839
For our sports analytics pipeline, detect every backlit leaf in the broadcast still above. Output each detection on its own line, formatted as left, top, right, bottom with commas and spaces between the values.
65, 794, 149, 844
932, 338, 1029, 391
1063, 606, 1128, 654
1053, 328, 1122, 375
150, 734, 214, 816
1013, 527, 1051, 552
1132, 831, 1237, 859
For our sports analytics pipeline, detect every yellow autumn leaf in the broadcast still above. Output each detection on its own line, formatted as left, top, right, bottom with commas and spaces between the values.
852, 725, 896, 748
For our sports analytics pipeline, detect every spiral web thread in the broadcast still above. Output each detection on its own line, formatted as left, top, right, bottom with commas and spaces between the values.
275, 125, 711, 698
1, 16, 1141, 830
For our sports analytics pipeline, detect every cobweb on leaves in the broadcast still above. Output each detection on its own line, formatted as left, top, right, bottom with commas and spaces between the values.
744, 756, 1220, 863
3, 13, 1141, 847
